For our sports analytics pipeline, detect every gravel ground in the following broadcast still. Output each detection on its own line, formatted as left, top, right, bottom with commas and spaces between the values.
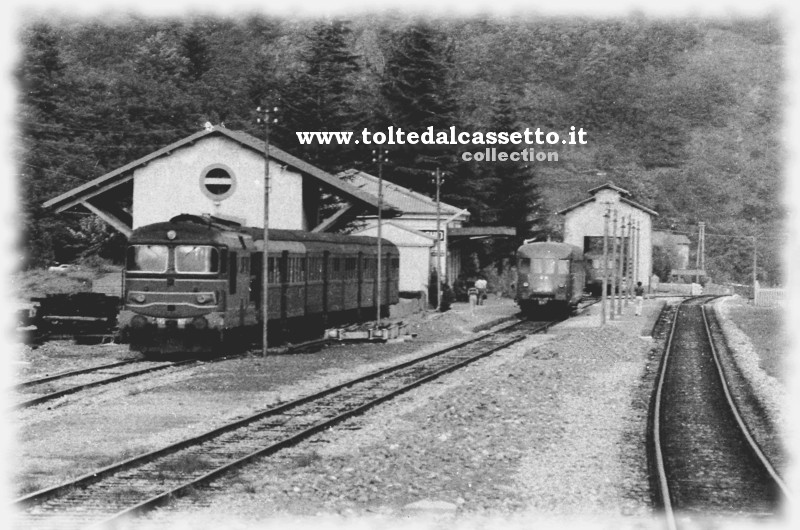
134, 301, 662, 530
10, 295, 791, 530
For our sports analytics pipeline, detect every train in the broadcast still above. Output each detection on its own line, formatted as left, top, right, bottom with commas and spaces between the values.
514, 240, 587, 317
118, 214, 399, 355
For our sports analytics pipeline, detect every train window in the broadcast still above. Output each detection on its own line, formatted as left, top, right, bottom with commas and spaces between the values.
200, 164, 236, 200
531, 258, 558, 274
557, 260, 570, 274
268, 257, 279, 283
288, 257, 305, 283
307, 257, 323, 281
127, 245, 168, 273
175, 246, 220, 274
518, 258, 530, 272
344, 257, 357, 280
331, 258, 341, 279
363, 258, 373, 279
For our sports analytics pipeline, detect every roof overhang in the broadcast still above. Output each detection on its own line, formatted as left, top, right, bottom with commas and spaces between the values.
43, 126, 399, 231
448, 226, 516, 239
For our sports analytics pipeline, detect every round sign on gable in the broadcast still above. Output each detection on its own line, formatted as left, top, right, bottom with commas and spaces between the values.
200, 164, 236, 200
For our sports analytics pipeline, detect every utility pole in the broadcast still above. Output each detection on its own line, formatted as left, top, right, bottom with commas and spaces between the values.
699, 221, 706, 283
601, 205, 610, 326
627, 215, 634, 304
617, 216, 630, 315
635, 219, 641, 293
435, 167, 442, 311
752, 235, 758, 299
610, 209, 618, 321
257, 105, 277, 356
695, 222, 706, 284
621, 216, 629, 309
373, 148, 388, 327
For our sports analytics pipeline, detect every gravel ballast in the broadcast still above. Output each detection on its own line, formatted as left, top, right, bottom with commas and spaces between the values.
136, 302, 661, 529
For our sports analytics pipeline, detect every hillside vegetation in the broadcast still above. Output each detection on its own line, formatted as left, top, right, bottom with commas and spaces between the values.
16, 13, 783, 284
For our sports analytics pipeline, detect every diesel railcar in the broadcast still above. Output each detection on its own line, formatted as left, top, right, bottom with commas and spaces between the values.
118, 214, 399, 355
515, 241, 586, 317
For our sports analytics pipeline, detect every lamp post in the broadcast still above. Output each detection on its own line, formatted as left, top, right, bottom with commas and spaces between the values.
373, 148, 388, 326
601, 204, 610, 326
435, 167, 442, 311
257, 105, 277, 356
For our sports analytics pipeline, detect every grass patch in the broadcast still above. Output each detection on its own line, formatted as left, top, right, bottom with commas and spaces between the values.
16, 477, 47, 497
726, 302, 786, 381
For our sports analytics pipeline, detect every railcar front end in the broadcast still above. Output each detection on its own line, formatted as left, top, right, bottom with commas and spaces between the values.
515, 242, 585, 317
118, 222, 245, 356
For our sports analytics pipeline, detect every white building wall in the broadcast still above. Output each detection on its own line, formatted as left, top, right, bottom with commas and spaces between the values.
353, 223, 435, 294
355, 215, 465, 286
132, 136, 305, 229
562, 189, 653, 287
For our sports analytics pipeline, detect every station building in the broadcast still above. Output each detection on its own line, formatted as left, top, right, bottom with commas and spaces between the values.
44, 123, 515, 304
335, 169, 469, 296
557, 182, 657, 288
43, 124, 395, 236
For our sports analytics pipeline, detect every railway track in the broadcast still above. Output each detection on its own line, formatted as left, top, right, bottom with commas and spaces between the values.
650, 296, 791, 529
13, 359, 197, 410
13, 317, 553, 529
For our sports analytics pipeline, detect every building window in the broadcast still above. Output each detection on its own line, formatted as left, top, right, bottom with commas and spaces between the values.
200, 164, 236, 200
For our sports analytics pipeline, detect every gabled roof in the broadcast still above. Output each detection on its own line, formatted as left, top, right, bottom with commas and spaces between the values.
556, 181, 658, 217
337, 169, 469, 220
43, 125, 397, 216
353, 221, 437, 247
588, 181, 631, 197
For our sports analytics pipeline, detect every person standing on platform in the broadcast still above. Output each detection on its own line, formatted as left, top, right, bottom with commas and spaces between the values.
475, 277, 487, 305
468, 286, 479, 316
634, 281, 645, 316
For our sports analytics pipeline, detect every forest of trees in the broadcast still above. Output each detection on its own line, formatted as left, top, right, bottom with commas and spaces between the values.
16, 12, 784, 285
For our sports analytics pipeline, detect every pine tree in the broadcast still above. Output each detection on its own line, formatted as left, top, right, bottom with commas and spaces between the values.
379, 22, 459, 196
277, 19, 363, 173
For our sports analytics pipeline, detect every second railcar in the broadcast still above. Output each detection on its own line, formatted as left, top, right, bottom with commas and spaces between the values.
515, 241, 586, 316
118, 214, 399, 355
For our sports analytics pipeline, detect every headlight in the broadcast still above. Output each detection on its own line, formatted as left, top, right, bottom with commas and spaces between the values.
196, 294, 208, 304
192, 316, 208, 330
522, 282, 529, 288
132, 293, 146, 303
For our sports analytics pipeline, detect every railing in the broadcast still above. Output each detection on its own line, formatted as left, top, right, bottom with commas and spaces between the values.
754, 286, 785, 307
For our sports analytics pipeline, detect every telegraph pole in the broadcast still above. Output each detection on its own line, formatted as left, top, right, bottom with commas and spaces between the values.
257, 105, 277, 356
435, 167, 442, 311
617, 216, 630, 315
373, 148, 388, 326
627, 215, 634, 304
610, 209, 618, 321
601, 205, 610, 326
695, 222, 706, 284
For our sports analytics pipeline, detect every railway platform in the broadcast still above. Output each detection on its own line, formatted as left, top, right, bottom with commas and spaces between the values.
432, 293, 522, 333
556, 296, 671, 338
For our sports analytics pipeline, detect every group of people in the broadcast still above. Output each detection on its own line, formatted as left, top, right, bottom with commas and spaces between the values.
467, 277, 488, 313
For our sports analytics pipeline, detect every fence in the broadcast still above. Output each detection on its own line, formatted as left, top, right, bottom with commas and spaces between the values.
754, 286, 785, 307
